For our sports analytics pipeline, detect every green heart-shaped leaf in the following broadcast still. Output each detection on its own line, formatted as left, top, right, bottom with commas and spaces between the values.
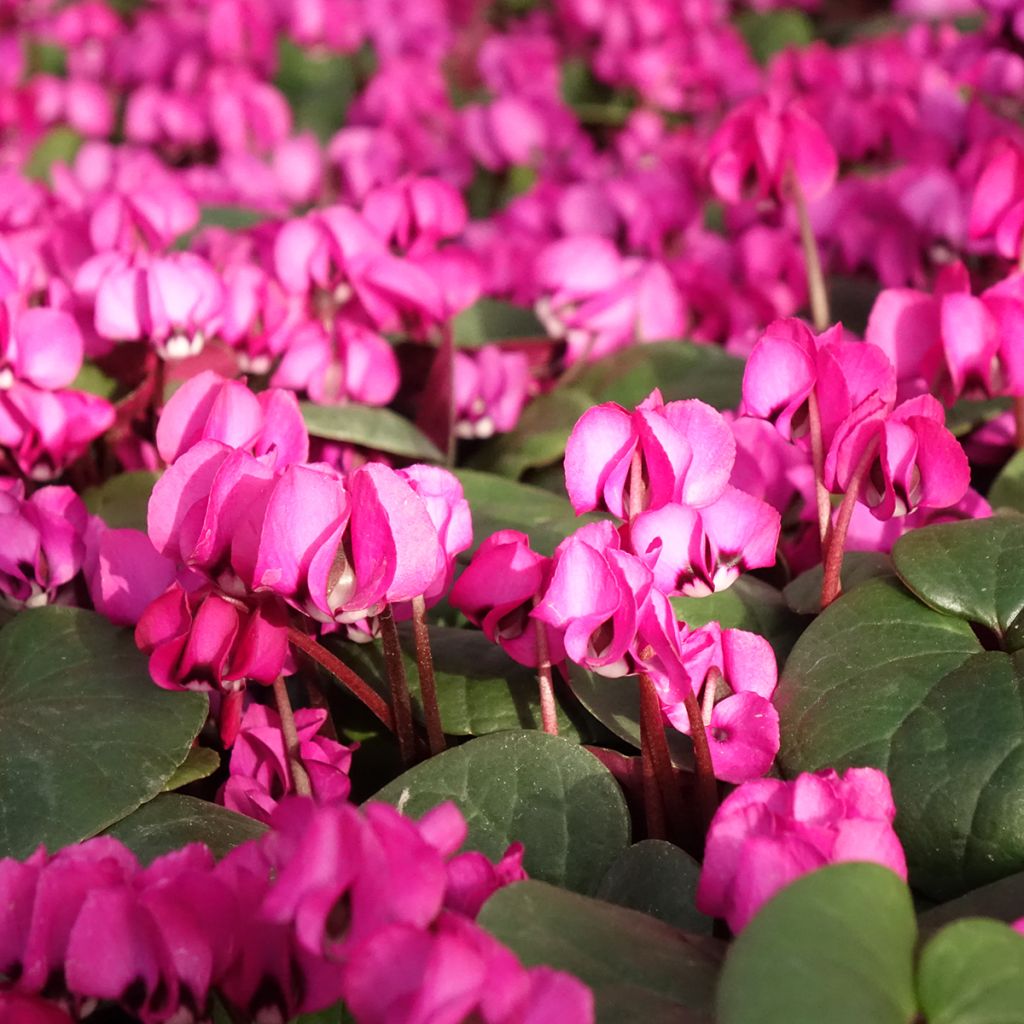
105, 794, 266, 863
717, 864, 917, 1024
371, 731, 630, 894
918, 919, 1024, 1024
455, 468, 600, 556
480, 880, 722, 1024
83, 470, 161, 531
452, 298, 546, 346
777, 572, 1024, 899
596, 840, 710, 934
162, 745, 220, 792
301, 402, 443, 462
893, 517, 1024, 648
919, 872, 1024, 932
572, 340, 743, 411
987, 450, 1024, 511
467, 387, 593, 479
0, 607, 207, 858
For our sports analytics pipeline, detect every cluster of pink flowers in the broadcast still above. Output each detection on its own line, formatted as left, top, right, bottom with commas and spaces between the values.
0, 797, 588, 1023
454, 389, 783, 784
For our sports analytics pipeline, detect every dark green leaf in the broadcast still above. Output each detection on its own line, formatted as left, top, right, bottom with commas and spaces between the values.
989, 451, 1024, 511
455, 468, 599, 556
596, 840, 710, 934
673, 576, 804, 663
717, 864, 917, 1024
25, 127, 82, 182
162, 746, 221, 791
83, 471, 161, 531
72, 363, 119, 400
918, 918, 1024, 1024
452, 298, 545, 347
325, 624, 582, 739
301, 402, 442, 461
946, 396, 1010, 438
105, 794, 266, 863
572, 341, 743, 411
372, 731, 630, 893
567, 663, 695, 769
777, 575, 1024, 899
480, 880, 721, 1024
782, 551, 894, 616
467, 387, 593, 479
893, 517, 1024, 648
275, 39, 366, 142
919, 873, 1024, 932
736, 10, 815, 65
0, 608, 207, 858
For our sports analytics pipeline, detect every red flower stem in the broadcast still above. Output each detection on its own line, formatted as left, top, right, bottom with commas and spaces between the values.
287, 626, 394, 731
272, 676, 312, 797
639, 670, 689, 843
806, 391, 833, 549
683, 678, 719, 844
534, 617, 560, 736
411, 594, 446, 757
792, 173, 830, 332
302, 678, 338, 742
820, 437, 881, 609
379, 604, 418, 768
1014, 395, 1024, 451
638, 674, 667, 841
628, 447, 646, 522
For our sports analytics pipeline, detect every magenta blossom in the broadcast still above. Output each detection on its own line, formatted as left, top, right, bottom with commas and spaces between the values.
533, 521, 652, 678
94, 253, 226, 360
221, 703, 355, 823
697, 767, 908, 933
0, 484, 87, 610
135, 582, 293, 694
155, 371, 309, 466
84, 522, 177, 627
454, 345, 533, 440
535, 236, 686, 366
564, 389, 736, 520
449, 529, 566, 668
706, 94, 837, 205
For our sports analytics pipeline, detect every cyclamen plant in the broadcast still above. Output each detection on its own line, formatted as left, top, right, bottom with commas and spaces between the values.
5, 1, 1024, 1023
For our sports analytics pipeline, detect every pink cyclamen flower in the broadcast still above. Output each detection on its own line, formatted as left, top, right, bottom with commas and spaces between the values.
564, 389, 736, 520
453, 345, 532, 440
535, 236, 686, 366
825, 393, 970, 520
533, 521, 652, 678
84, 522, 177, 627
94, 253, 226, 360
865, 263, 1024, 404
0, 484, 88, 609
135, 582, 292, 694
697, 767, 908, 933
706, 94, 837, 204
969, 138, 1024, 262
449, 529, 566, 668
397, 464, 473, 604
221, 703, 355, 823
155, 370, 309, 466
